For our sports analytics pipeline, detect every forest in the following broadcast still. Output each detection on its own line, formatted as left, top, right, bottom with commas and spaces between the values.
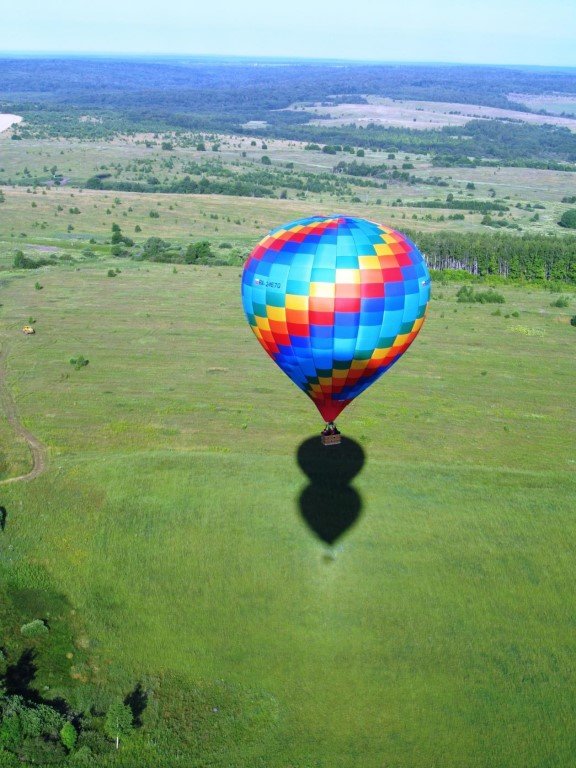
2, 57, 576, 165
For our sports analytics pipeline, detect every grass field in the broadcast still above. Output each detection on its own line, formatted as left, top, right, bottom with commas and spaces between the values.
294, 96, 576, 132
1, 255, 575, 766
1, 126, 574, 257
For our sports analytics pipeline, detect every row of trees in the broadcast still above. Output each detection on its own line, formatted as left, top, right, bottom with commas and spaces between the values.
86, 162, 363, 198
411, 230, 576, 283
109, 226, 241, 266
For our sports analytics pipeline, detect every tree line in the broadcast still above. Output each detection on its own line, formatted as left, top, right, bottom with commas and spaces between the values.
408, 230, 576, 283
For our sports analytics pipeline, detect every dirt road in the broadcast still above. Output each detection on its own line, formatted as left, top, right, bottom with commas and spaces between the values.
0, 344, 47, 484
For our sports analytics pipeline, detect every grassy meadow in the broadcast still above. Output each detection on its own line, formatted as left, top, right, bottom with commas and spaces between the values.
1, 249, 575, 765
1, 126, 574, 256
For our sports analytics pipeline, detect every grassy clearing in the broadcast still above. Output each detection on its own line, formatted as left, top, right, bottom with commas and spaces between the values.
1, 262, 575, 766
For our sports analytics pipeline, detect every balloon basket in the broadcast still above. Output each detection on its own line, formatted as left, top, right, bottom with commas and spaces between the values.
321, 433, 341, 446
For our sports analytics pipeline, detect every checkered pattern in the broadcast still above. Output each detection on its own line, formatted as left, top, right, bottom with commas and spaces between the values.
241, 216, 430, 422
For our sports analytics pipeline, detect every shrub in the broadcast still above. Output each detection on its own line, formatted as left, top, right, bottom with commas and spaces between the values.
558, 209, 576, 229
107, 269, 117, 277
20, 619, 48, 637
185, 241, 214, 264
70, 355, 89, 370
551, 296, 570, 307
13, 251, 55, 269
60, 722, 77, 751
457, 286, 505, 304
571, 316, 576, 327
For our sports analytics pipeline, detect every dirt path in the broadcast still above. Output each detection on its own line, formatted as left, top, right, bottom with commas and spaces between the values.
0, 344, 47, 484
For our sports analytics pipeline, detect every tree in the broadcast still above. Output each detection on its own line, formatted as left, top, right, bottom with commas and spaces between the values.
104, 699, 133, 749
111, 223, 122, 243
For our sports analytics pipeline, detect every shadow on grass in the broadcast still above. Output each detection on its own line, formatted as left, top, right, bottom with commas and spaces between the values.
4, 648, 40, 701
125, 681, 149, 727
4, 648, 68, 714
296, 436, 365, 545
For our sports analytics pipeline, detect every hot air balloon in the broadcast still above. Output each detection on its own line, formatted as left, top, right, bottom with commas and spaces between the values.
241, 215, 430, 441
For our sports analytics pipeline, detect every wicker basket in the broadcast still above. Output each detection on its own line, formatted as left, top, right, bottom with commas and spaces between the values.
321, 433, 341, 446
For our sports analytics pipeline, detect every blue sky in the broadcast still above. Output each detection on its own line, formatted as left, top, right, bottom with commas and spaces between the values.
2, 0, 575, 67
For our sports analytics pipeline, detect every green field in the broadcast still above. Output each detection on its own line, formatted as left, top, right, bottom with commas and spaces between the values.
1, 126, 574, 261
1, 254, 575, 765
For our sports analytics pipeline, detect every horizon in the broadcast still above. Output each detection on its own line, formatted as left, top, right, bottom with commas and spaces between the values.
0, 51, 575, 72
2, 0, 575, 69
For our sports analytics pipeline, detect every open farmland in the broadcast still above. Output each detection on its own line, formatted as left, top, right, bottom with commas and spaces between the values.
289, 96, 576, 131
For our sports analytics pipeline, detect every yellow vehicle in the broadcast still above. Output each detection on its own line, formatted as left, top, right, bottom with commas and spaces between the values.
22, 325, 35, 335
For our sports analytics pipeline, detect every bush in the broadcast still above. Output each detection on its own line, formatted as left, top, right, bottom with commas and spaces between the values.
13, 251, 55, 270
60, 722, 77, 751
20, 619, 48, 637
571, 316, 576, 327
70, 355, 89, 370
457, 286, 505, 304
558, 209, 576, 229
551, 296, 570, 307
107, 269, 117, 277
185, 241, 214, 264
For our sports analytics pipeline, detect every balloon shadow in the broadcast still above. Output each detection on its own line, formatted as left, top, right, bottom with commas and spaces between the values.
296, 436, 365, 545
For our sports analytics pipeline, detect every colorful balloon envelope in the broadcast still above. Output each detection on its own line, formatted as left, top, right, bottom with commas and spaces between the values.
241, 215, 430, 423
